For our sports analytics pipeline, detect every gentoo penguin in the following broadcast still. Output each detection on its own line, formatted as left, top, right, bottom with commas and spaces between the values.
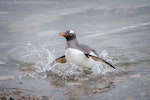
55, 30, 115, 69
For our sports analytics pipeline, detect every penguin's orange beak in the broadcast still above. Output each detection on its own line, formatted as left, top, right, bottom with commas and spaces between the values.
59, 32, 69, 37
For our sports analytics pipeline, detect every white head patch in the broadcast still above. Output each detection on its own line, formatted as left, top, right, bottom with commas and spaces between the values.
69, 30, 74, 34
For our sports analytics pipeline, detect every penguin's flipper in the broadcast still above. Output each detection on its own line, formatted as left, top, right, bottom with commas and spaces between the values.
55, 55, 66, 63
84, 53, 116, 69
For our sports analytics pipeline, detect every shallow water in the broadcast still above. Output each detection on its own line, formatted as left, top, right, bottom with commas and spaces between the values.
0, 0, 150, 100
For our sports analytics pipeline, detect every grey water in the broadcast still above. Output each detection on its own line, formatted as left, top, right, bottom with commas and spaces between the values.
0, 0, 150, 100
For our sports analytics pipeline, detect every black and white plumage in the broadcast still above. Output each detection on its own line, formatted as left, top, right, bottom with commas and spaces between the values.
55, 30, 115, 69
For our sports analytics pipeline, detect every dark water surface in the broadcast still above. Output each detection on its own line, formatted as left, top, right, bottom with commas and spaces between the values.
0, 0, 150, 100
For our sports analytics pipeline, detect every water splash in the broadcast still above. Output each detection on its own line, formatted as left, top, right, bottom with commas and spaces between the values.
91, 50, 116, 75
8, 42, 120, 80
46, 63, 84, 80
47, 50, 117, 80
8, 41, 55, 79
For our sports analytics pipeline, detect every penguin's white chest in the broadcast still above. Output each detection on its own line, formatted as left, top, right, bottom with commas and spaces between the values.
65, 48, 96, 68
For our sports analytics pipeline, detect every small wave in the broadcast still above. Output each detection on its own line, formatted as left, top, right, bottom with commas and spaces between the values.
86, 22, 150, 38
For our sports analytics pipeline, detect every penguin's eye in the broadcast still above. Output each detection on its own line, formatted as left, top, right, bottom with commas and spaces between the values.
69, 32, 73, 36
